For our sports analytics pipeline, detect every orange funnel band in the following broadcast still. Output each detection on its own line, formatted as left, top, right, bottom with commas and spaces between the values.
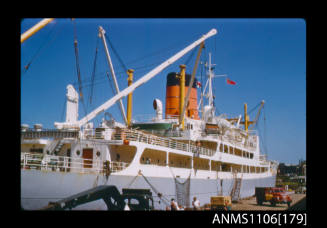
165, 72, 199, 119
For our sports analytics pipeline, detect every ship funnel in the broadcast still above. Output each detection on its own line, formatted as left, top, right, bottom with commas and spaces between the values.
153, 99, 163, 120
165, 72, 199, 119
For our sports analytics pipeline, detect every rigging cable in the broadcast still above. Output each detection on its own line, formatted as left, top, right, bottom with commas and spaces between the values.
263, 104, 268, 156
70, 32, 214, 105
200, 54, 204, 117
105, 71, 122, 117
71, 59, 164, 88
88, 35, 100, 107
72, 19, 87, 116
257, 124, 264, 154
139, 172, 170, 206
214, 34, 217, 65
184, 45, 197, 67
22, 20, 58, 75
74, 49, 188, 91
125, 172, 140, 189
71, 32, 203, 86
256, 105, 267, 156
248, 102, 261, 116
105, 71, 117, 97
125, 32, 201, 66
104, 32, 128, 73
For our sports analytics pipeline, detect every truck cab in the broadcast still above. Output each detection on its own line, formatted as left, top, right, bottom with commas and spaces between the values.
256, 187, 292, 207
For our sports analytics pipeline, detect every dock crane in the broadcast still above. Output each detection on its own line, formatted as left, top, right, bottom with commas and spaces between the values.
54, 28, 218, 130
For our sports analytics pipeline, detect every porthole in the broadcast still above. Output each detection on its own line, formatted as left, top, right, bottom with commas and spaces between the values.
76, 150, 81, 156
96, 151, 101, 157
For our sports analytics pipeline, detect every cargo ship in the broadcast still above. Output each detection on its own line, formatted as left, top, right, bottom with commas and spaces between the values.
21, 21, 278, 210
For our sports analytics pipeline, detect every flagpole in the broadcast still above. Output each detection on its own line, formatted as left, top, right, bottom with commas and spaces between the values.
197, 54, 236, 116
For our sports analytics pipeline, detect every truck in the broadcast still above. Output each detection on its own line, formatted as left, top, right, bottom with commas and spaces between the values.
41, 185, 154, 211
210, 196, 232, 210
255, 187, 292, 207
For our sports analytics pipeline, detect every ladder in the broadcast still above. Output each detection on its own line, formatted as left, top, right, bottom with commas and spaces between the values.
53, 140, 64, 155
230, 172, 242, 202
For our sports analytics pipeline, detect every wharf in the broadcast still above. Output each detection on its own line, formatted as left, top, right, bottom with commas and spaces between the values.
222, 193, 306, 211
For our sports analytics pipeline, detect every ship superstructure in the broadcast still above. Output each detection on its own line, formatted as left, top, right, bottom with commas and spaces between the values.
21, 23, 277, 210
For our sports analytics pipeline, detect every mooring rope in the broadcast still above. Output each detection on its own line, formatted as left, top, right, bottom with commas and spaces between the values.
124, 171, 140, 189
138, 171, 170, 206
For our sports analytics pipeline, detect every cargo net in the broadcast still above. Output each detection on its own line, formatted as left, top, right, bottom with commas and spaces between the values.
174, 174, 191, 207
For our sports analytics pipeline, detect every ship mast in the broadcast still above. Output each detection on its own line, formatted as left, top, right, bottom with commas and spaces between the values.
207, 53, 215, 108
199, 53, 220, 118
198, 53, 229, 121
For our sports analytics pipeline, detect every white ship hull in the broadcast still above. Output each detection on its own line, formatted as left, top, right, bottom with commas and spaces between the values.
21, 130, 277, 210
21, 167, 276, 210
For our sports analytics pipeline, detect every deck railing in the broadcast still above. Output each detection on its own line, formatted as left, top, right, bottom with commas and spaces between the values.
20, 152, 129, 174
259, 154, 269, 165
132, 114, 180, 122
218, 134, 257, 151
21, 128, 79, 139
112, 128, 216, 157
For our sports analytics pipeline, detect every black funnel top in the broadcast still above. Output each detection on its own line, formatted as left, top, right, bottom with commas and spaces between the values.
166, 72, 197, 88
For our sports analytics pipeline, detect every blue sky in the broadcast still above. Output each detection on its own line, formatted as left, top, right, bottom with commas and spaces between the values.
21, 18, 306, 165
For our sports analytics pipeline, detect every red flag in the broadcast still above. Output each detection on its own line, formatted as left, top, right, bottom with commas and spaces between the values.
226, 78, 236, 85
